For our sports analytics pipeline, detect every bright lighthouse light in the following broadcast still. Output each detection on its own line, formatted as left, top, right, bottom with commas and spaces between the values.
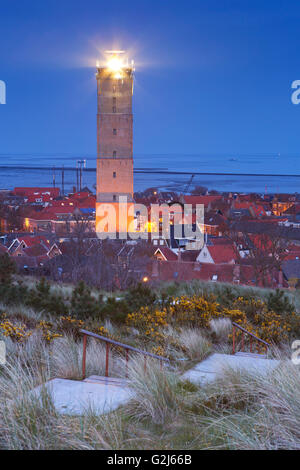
107, 56, 123, 71
105, 51, 125, 73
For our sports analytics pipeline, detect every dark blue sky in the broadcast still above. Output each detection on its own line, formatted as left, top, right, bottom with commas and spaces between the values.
1, 0, 300, 163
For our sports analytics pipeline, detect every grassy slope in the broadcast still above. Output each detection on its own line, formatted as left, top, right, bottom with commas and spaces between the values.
0, 276, 300, 449
15, 274, 300, 308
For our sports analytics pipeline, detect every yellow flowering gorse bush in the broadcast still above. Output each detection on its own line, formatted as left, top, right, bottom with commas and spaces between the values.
126, 294, 300, 349
0, 319, 32, 343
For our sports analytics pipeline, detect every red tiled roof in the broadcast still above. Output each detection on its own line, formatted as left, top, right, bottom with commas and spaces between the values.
27, 206, 76, 220
181, 250, 200, 262
207, 244, 238, 264
150, 260, 286, 287
76, 196, 96, 209
14, 187, 60, 197
70, 192, 91, 200
18, 236, 50, 247
249, 234, 273, 251
234, 202, 266, 217
154, 246, 178, 261
23, 244, 48, 257
151, 261, 240, 283
184, 195, 223, 206
209, 237, 233, 246
50, 200, 76, 207
25, 194, 54, 203
204, 212, 226, 226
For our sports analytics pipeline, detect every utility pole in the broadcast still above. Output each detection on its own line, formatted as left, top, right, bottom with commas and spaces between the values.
76, 159, 86, 192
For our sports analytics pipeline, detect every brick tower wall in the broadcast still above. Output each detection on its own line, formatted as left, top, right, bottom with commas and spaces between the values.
96, 64, 134, 234
96, 67, 134, 204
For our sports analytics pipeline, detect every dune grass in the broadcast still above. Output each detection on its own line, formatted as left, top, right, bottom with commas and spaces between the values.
1, 277, 300, 449
0, 334, 300, 449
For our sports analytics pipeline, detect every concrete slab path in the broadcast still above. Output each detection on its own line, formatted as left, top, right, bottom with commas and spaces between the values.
32, 377, 132, 415
182, 352, 280, 385
31, 354, 280, 415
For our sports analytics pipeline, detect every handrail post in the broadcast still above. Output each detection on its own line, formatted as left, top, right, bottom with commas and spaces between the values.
82, 334, 87, 379
144, 355, 147, 373
231, 322, 269, 356
78, 329, 170, 378
232, 325, 235, 354
105, 343, 110, 377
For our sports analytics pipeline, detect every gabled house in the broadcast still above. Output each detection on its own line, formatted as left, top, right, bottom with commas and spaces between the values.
154, 246, 178, 261
196, 242, 238, 264
8, 236, 50, 256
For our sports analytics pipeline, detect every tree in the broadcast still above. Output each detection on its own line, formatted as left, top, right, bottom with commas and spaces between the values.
191, 186, 208, 196
226, 225, 290, 287
0, 253, 16, 284
71, 281, 102, 319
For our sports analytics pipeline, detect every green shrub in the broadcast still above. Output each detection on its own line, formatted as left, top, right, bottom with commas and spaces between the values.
267, 289, 295, 315
70, 281, 102, 319
25, 278, 68, 316
125, 283, 157, 312
100, 297, 129, 324
0, 254, 16, 284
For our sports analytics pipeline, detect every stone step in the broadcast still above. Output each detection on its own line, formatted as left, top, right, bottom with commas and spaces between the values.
31, 377, 131, 416
83, 375, 129, 387
182, 353, 279, 385
234, 352, 268, 359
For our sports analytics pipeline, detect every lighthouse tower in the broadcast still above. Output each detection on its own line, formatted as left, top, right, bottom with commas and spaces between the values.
96, 51, 134, 236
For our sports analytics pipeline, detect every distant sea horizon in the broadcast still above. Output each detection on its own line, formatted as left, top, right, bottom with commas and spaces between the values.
0, 153, 300, 195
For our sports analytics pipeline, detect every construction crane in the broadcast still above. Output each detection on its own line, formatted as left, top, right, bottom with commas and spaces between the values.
183, 174, 195, 194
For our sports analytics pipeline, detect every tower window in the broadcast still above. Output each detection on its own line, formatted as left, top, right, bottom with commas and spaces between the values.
113, 151, 117, 157
113, 85, 116, 93
113, 128, 117, 135
113, 195, 117, 202
113, 97, 116, 105
113, 171, 116, 178
112, 106, 116, 113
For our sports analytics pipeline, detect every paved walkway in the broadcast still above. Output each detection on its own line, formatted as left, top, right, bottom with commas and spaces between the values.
32, 376, 131, 415
31, 354, 280, 415
182, 352, 280, 385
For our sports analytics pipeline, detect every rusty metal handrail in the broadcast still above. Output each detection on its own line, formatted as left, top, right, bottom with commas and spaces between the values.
232, 322, 270, 355
79, 328, 169, 379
